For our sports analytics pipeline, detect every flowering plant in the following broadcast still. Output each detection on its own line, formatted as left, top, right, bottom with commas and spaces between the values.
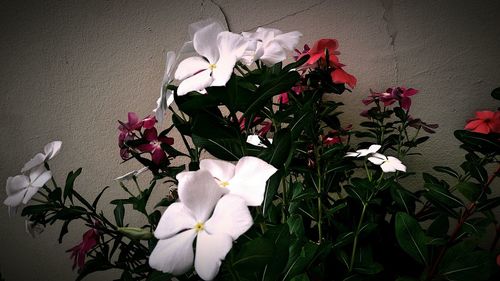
4, 19, 500, 281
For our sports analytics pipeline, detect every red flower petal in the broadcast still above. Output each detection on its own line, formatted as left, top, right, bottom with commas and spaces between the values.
464, 119, 482, 131
142, 116, 156, 129
151, 149, 166, 165
159, 136, 174, 145
331, 68, 357, 88
475, 110, 495, 120
143, 128, 158, 142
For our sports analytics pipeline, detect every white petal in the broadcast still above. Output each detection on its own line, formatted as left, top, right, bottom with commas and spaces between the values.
199, 159, 236, 183
193, 22, 224, 63
177, 170, 224, 222
345, 152, 359, 158
260, 41, 287, 66
246, 135, 269, 148
229, 156, 277, 206
380, 162, 397, 173
204, 195, 253, 240
195, 231, 232, 281
154, 202, 196, 240
211, 55, 237, 87
30, 170, 52, 188
174, 56, 210, 81
274, 31, 302, 51
149, 229, 197, 275
6, 175, 29, 195
22, 186, 40, 204
177, 69, 213, 96
368, 153, 386, 165
4, 189, 28, 207
43, 141, 62, 160
162, 51, 176, 84
21, 153, 45, 173
217, 31, 248, 59
367, 144, 381, 154
388, 156, 406, 172
189, 19, 225, 40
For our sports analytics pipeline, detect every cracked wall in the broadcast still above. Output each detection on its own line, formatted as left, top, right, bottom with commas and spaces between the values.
1, 0, 500, 280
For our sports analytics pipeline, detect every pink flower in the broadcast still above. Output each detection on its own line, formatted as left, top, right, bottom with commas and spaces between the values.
258, 121, 272, 137
322, 125, 352, 146
294, 44, 310, 61
278, 92, 289, 104
138, 128, 174, 165
362, 87, 418, 110
464, 110, 500, 134
118, 113, 158, 160
67, 227, 99, 271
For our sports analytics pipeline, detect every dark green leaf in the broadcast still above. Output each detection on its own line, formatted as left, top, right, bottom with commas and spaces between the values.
395, 212, 429, 265
92, 186, 109, 209
491, 87, 500, 100
433, 166, 460, 178
476, 196, 500, 212
114, 202, 125, 227
64, 168, 82, 203
456, 181, 483, 202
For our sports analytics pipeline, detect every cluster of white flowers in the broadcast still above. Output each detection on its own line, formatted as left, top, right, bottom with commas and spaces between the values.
149, 156, 277, 280
153, 19, 302, 123
345, 144, 406, 173
3, 141, 62, 214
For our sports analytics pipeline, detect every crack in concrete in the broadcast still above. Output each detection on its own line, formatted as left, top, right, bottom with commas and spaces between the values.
204, 0, 232, 31
244, 0, 327, 32
379, 0, 399, 84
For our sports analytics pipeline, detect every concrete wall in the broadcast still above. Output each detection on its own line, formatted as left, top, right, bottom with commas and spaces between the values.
1, 0, 499, 280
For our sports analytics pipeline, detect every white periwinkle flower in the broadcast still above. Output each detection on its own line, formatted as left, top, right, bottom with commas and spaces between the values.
4, 166, 52, 210
246, 135, 273, 148
21, 141, 62, 172
174, 21, 248, 96
154, 51, 176, 123
241, 27, 302, 66
114, 167, 149, 182
199, 156, 277, 206
345, 144, 381, 158
368, 153, 407, 173
149, 170, 252, 280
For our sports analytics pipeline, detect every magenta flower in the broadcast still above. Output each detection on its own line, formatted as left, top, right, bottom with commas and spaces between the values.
138, 128, 174, 165
257, 121, 272, 137
67, 227, 99, 271
118, 113, 158, 160
362, 87, 418, 110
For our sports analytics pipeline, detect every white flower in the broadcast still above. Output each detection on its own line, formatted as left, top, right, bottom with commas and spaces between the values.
368, 153, 406, 173
154, 51, 176, 123
199, 156, 277, 206
246, 135, 273, 148
21, 141, 62, 172
4, 166, 52, 210
345, 144, 381, 158
241, 27, 302, 66
174, 21, 248, 96
149, 170, 252, 280
114, 167, 148, 182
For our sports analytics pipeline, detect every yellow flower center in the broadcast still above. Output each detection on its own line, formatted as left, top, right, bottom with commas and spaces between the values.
219, 181, 230, 188
209, 63, 217, 70
194, 222, 204, 233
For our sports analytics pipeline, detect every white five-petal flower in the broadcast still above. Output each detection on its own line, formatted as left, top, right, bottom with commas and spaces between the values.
21, 141, 62, 172
199, 156, 277, 206
345, 144, 381, 158
174, 21, 248, 96
153, 51, 177, 123
149, 170, 252, 280
4, 166, 52, 209
241, 27, 302, 66
368, 153, 406, 173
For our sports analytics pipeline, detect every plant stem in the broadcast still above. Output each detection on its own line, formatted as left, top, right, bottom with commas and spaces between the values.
349, 202, 368, 272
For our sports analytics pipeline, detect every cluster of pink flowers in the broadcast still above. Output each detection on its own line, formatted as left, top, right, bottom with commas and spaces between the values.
66, 223, 100, 271
118, 112, 174, 165
362, 87, 418, 111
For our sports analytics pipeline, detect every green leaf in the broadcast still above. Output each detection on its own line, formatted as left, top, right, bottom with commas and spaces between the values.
390, 183, 416, 214
92, 186, 109, 209
287, 214, 305, 237
58, 220, 71, 243
433, 166, 460, 178
460, 161, 488, 184
76, 256, 112, 281
439, 242, 493, 281
454, 130, 500, 155
424, 181, 463, 208
146, 271, 172, 281
114, 202, 125, 227
395, 212, 429, 265
476, 196, 500, 212
263, 169, 284, 216
491, 87, 500, 100
427, 214, 449, 237
283, 241, 318, 281
456, 181, 483, 202
346, 178, 373, 203
290, 273, 310, 281
64, 168, 82, 203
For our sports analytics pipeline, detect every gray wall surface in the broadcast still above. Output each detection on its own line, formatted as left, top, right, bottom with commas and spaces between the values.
1, 0, 499, 280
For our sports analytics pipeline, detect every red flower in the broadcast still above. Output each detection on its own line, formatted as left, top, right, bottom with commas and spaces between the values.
322, 125, 352, 146
67, 227, 99, 271
138, 128, 174, 165
465, 110, 500, 134
258, 121, 272, 137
